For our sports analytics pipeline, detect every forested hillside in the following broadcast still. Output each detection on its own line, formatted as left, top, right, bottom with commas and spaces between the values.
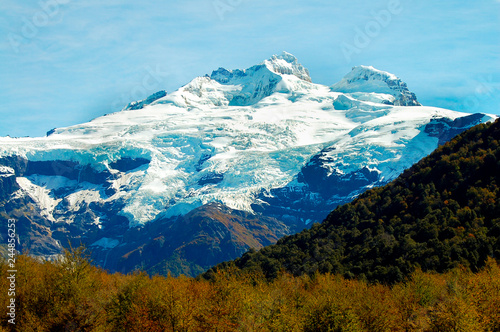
206, 119, 500, 283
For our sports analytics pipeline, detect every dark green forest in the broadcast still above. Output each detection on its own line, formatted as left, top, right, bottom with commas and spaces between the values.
206, 119, 500, 283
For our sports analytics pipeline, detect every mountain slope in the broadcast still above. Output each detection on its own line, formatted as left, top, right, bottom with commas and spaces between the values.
206, 119, 500, 283
104, 202, 292, 276
0, 52, 495, 275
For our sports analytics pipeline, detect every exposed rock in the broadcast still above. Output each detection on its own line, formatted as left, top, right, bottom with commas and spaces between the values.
109, 157, 150, 172
124, 90, 167, 110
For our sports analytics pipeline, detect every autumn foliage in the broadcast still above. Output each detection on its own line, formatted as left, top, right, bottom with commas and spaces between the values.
1, 249, 499, 331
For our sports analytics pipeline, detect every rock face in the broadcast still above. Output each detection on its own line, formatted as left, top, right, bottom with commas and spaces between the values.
124, 90, 167, 111
424, 113, 487, 145
0, 166, 18, 201
0, 52, 495, 276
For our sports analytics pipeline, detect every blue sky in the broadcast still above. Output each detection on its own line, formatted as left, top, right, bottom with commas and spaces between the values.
1, 0, 499, 137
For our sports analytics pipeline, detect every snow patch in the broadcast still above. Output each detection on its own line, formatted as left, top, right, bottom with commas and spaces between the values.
0, 166, 15, 177
16, 177, 61, 222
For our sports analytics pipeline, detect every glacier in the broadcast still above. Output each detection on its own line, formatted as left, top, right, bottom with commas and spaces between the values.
0, 52, 496, 273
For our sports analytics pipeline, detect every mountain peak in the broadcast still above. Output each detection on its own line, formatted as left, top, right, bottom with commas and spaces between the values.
349, 65, 398, 81
332, 65, 421, 106
263, 51, 312, 82
210, 52, 311, 85
202, 52, 312, 106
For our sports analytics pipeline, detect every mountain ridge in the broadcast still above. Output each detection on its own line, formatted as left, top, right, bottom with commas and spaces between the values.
0, 52, 496, 275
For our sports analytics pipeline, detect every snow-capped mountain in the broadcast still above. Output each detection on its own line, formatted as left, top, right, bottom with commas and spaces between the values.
331, 65, 421, 106
0, 52, 495, 275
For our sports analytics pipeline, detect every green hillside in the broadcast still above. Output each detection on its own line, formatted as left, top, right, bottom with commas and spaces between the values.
205, 119, 500, 283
